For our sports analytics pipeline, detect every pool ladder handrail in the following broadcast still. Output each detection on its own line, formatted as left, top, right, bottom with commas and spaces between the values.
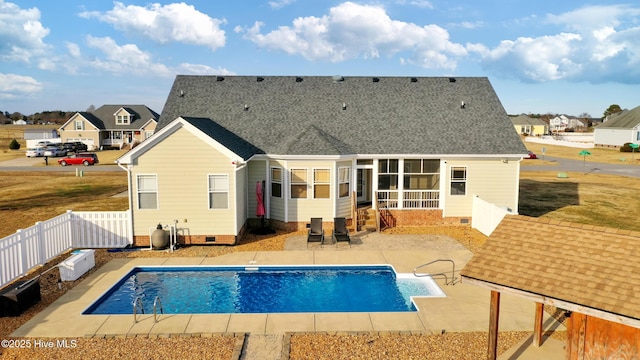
133, 296, 144, 323
413, 259, 458, 285
153, 296, 164, 323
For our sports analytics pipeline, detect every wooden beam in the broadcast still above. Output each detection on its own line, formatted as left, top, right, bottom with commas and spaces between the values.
533, 302, 544, 347
462, 276, 640, 330
488, 290, 500, 360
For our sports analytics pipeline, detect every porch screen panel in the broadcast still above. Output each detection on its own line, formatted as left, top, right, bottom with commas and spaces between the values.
403, 159, 440, 208
313, 169, 330, 199
378, 159, 398, 208
290, 169, 308, 198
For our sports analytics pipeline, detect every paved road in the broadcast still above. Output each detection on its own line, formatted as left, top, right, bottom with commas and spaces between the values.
0, 156, 123, 172
521, 155, 640, 178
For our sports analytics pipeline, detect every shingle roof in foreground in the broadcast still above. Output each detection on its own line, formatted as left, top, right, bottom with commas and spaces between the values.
157, 75, 527, 157
461, 215, 640, 322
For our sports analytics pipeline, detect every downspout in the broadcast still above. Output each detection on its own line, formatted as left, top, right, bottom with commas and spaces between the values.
233, 162, 248, 245
117, 161, 135, 246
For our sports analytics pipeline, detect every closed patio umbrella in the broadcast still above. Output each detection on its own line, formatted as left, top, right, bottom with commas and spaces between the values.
256, 181, 265, 225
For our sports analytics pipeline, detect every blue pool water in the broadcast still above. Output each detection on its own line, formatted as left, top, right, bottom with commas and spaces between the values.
83, 265, 444, 315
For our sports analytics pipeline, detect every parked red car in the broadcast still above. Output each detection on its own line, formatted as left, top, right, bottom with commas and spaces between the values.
525, 151, 537, 159
58, 153, 99, 166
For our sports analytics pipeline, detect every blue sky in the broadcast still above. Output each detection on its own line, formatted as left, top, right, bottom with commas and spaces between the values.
1, 1, 639, 117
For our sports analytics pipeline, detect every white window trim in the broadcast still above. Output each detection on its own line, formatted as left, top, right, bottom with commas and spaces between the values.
290, 168, 308, 200
270, 167, 283, 198
313, 168, 331, 199
74, 120, 84, 131
208, 174, 229, 210
338, 166, 350, 198
450, 166, 468, 196
136, 174, 158, 210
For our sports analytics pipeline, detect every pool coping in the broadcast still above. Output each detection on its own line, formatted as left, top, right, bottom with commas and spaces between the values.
11, 249, 566, 337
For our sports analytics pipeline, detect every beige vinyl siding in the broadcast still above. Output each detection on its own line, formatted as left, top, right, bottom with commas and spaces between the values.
247, 160, 267, 219
269, 160, 285, 221
443, 159, 519, 217
131, 127, 237, 236
60, 116, 99, 146
335, 161, 352, 219
286, 160, 334, 222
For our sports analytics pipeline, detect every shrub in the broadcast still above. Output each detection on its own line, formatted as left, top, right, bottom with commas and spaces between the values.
9, 139, 20, 150
620, 142, 640, 153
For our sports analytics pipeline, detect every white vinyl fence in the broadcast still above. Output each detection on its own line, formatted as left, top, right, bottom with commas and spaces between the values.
0, 210, 130, 289
471, 195, 515, 236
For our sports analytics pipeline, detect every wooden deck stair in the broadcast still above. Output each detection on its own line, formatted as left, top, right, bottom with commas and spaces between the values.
356, 206, 377, 231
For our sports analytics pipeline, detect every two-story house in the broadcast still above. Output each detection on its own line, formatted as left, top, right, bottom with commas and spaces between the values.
59, 105, 159, 150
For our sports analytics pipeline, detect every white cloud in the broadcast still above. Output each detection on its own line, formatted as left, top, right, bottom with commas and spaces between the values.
0, 1, 51, 63
0, 73, 42, 99
79, 2, 226, 51
479, 5, 640, 83
395, 0, 433, 9
83, 36, 232, 77
238, 1, 465, 70
269, 0, 296, 9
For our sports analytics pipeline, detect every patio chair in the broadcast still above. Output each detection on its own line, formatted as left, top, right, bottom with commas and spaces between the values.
332, 217, 350, 244
307, 218, 324, 243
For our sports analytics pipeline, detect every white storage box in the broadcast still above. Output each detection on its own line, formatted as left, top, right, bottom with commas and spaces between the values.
59, 249, 95, 281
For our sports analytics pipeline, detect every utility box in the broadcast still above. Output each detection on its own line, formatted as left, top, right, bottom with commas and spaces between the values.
59, 249, 95, 281
0, 279, 41, 317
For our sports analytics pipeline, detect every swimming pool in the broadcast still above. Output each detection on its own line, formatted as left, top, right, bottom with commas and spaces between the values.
83, 265, 445, 314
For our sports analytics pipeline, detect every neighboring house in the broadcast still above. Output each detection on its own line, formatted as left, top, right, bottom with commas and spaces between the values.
462, 215, 640, 360
59, 105, 159, 150
24, 128, 59, 140
117, 76, 528, 246
510, 114, 548, 135
549, 115, 588, 132
594, 106, 640, 147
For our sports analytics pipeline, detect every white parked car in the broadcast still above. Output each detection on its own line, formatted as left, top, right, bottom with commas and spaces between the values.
43, 145, 66, 157
25, 148, 45, 157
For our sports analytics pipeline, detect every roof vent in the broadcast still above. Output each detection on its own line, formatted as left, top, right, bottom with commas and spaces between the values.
333, 75, 344, 82
244, 104, 249, 111
410, 77, 418, 82
179, 90, 185, 97
342, 102, 347, 110
461, 101, 466, 109
295, 77, 303, 82
257, 76, 264, 82
216, 76, 225, 81
372, 77, 380, 82
449, 77, 456, 82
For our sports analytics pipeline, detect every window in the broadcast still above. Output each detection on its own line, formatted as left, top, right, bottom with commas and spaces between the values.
116, 115, 130, 125
271, 167, 282, 198
450, 167, 467, 195
313, 169, 330, 199
137, 175, 158, 209
74, 121, 84, 130
113, 131, 122, 140
338, 167, 350, 198
208, 175, 228, 209
290, 169, 307, 199
378, 159, 398, 190
403, 159, 440, 190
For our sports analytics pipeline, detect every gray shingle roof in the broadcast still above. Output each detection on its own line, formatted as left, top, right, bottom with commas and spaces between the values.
510, 114, 548, 126
84, 105, 159, 130
157, 76, 527, 157
598, 106, 640, 129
